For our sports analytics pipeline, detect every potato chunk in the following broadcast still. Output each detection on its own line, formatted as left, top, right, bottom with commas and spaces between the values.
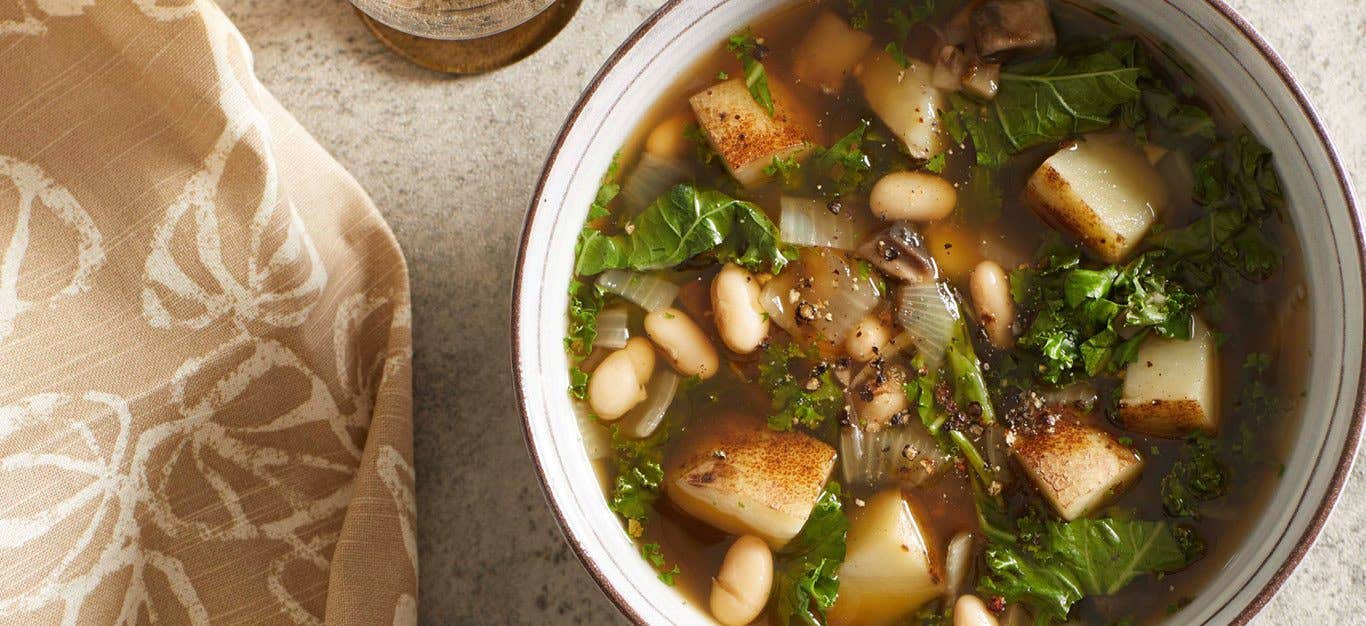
689, 78, 813, 187
827, 489, 941, 626
666, 414, 836, 548
857, 52, 944, 160
793, 11, 874, 93
1118, 316, 1220, 437
1023, 135, 1169, 263
1012, 412, 1143, 520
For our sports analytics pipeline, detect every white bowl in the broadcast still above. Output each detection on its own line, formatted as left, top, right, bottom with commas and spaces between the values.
513, 1, 1364, 623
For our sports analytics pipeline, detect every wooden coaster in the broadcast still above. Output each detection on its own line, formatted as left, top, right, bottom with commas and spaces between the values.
356, 0, 582, 75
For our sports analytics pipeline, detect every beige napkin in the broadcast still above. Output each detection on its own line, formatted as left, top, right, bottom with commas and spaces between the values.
0, 2, 416, 624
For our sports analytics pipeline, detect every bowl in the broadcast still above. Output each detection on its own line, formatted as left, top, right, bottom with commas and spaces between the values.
512, 1, 1363, 623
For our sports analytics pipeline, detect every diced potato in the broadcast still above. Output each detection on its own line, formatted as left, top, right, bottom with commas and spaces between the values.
689, 78, 813, 187
1011, 412, 1144, 520
666, 414, 836, 548
857, 52, 945, 160
793, 11, 874, 93
1023, 135, 1170, 263
827, 489, 942, 626
1118, 316, 1220, 437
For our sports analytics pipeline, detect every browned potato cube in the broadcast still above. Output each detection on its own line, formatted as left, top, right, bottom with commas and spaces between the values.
1012, 412, 1143, 520
1118, 316, 1220, 437
689, 78, 813, 188
793, 11, 874, 93
666, 414, 836, 548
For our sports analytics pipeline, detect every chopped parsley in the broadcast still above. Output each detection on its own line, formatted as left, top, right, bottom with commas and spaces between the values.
764, 154, 803, 187
608, 425, 669, 535
811, 120, 874, 197
640, 542, 681, 585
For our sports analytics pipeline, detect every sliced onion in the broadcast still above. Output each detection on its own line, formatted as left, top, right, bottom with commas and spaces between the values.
805, 248, 883, 344
574, 401, 612, 461
598, 270, 678, 312
983, 423, 1012, 484
895, 282, 960, 368
840, 422, 948, 488
621, 153, 690, 212
621, 368, 679, 439
943, 531, 976, 601
779, 196, 870, 251
593, 306, 630, 349
1040, 381, 1099, 411
759, 268, 800, 337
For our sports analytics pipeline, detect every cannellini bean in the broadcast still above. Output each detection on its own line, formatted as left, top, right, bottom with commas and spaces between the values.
644, 111, 693, 160
587, 347, 651, 421
846, 314, 894, 362
869, 171, 957, 222
711, 263, 769, 354
710, 535, 773, 626
954, 594, 1000, 626
621, 337, 657, 379
851, 366, 909, 428
645, 308, 719, 379
970, 260, 1016, 349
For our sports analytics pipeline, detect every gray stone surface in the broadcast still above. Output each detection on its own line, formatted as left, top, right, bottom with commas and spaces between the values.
215, 0, 1365, 623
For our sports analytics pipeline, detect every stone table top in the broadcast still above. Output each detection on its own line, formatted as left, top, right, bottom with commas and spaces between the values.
215, 0, 1366, 623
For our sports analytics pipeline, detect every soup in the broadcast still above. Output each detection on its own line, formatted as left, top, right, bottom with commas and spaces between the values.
564, 1, 1305, 624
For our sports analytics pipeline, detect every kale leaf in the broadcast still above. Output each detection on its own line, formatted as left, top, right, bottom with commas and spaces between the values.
760, 341, 844, 431
566, 279, 605, 360
640, 542, 681, 585
944, 44, 1144, 167
727, 29, 775, 116
608, 425, 669, 536
574, 184, 791, 276
1012, 245, 1195, 385
773, 483, 848, 626
811, 120, 874, 196
979, 509, 1201, 624
1161, 434, 1229, 518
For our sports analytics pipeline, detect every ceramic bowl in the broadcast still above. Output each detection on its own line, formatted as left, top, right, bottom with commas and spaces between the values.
513, 1, 1363, 623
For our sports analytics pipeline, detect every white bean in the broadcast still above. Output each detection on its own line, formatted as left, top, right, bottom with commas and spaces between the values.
953, 594, 1000, 626
870, 171, 957, 222
645, 111, 692, 160
851, 365, 909, 428
645, 308, 719, 379
846, 314, 894, 362
587, 348, 650, 421
710, 535, 773, 626
621, 336, 656, 380
712, 263, 770, 354
970, 260, 1016, 349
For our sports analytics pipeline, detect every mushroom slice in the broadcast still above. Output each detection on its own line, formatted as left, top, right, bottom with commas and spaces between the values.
971, 0, 1058, 59
858, 222, 938, 284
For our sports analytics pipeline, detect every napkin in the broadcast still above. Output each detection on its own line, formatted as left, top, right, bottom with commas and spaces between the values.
0, 2, 416, 624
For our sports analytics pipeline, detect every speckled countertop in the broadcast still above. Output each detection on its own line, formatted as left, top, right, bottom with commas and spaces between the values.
215, 0, 1365, 623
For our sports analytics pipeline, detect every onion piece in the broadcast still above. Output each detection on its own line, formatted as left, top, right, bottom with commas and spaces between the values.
943, 531, 976, 601
574, 401, 612, 461
779, 196, 870, 251
932, 45, 966, 91
620, 153, 691, 212
839, 421, 948, 488
622, 368, 679, 439
895, 282, 960, 368
805, 248, 883, 344
593, 306, 630, 349
598, 270, 678, 312
759, 269, 800, 337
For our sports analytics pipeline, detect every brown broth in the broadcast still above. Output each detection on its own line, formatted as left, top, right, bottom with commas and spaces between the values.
581, 1, 1309, 624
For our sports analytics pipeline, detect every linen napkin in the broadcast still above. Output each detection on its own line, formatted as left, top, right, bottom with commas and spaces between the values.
0, 1, 416, 624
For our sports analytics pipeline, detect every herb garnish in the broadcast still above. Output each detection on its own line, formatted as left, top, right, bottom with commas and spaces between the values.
759, 342, 844, 431
608, 425, 669, 536
727, 29, 775, 116
640, 542, 681, 585
810, 120, 874, 197
773, 483, 848, 626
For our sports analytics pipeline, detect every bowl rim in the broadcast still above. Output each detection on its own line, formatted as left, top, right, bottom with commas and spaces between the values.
511, 1, 1365, 623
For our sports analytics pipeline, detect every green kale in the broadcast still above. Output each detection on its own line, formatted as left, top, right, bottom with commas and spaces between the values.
1149, 132, 1285, 295
903, 354, 944, 432
773, 483, 848, 626
608, 425, 669, 534
574, 184, 791, 276
883, 0, 938, 68
640, 542, 681, 585
980, 511, 1201, 624
727, 29, 775, 116
569, 366, 590, 400
1012, 246, 1195, 385
760, 342, 844, 431
764, 154, 803, 187
811, 120, 874, 196
1230, 352, 1285, 463
565, 279, 605, 360
944, 44, 1144, 167
683, 122, 720, 166
1161, 434, 1229, 518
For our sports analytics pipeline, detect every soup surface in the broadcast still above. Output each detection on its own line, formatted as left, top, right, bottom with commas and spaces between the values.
564, 1, 1306, 624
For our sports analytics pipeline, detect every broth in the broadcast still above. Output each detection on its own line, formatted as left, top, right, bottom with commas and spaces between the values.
567, 1, 1307, 624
